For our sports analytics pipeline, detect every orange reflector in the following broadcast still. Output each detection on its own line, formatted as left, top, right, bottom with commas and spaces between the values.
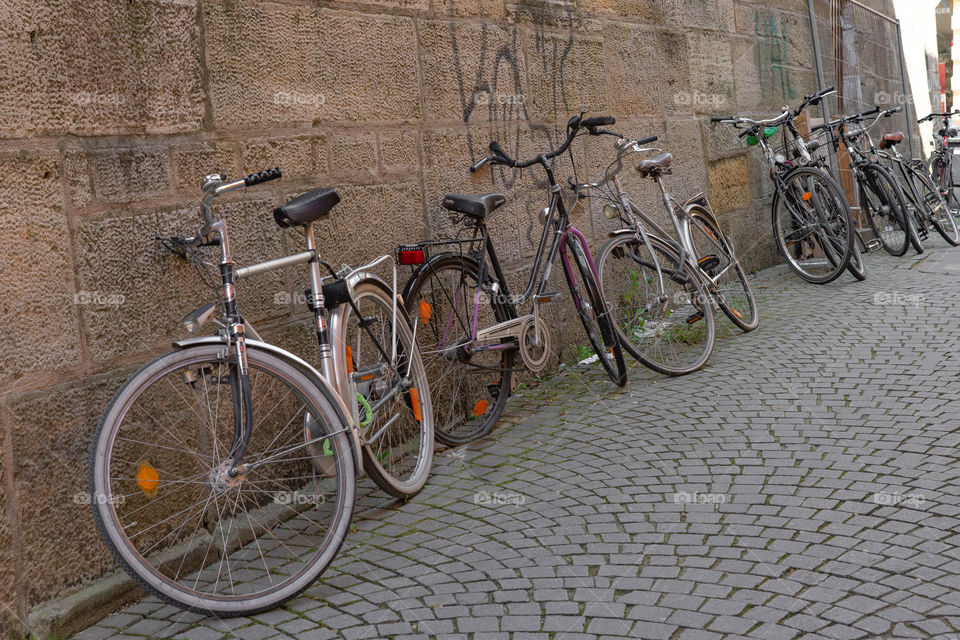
137, 461, 159, 498
472, 400, 489, 416
419, 298, 432, 325
731, 308, 743, 319
409, 387, 423, 422
801, 192, 812, 201
345, 346, 354, 375
359, 373, 375, 382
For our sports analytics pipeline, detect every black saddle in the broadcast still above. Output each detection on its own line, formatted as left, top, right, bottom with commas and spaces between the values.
441, 193, 507, 220
274, 188, 340, 228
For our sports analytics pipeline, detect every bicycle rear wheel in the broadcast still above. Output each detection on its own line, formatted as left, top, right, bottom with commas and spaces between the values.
859, 164, 910, 256
89, 343, 355, 616
563, 235, 627, 386
904, 161, 960, 245
772, 167, 853, 284
597, 232, 715, 376
401, 254, 513, 446
337, 278, 434, 499
687, 207, 758, 331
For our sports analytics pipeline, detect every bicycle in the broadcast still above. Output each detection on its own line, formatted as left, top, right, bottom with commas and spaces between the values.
811, 105, 916, 257
921, 109, 960, 221
580, 126, 754, 376
88, 168, 434, 616
712, 86, 858, 284
398, 114, 627, 446
874, 108, 960, 246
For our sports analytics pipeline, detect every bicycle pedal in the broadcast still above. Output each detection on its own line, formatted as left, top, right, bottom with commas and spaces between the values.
697, 255, 720, 272
865, 238, 882, 252
685, 311, 704, 324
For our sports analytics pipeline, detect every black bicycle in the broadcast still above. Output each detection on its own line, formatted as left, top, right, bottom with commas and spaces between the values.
713, 87, 857, 284
812, 106, 915, 257
398, 114, 627, 445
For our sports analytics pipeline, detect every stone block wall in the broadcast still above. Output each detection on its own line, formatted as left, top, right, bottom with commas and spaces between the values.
0, 0, 897, 631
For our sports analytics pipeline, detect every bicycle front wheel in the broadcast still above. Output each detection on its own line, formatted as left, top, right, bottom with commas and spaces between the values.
905, 161, 960, 245
597, 232, 715, 376
89, 343, 356, 616
772, 167, 853, 284
564, 235, 627, 386
337, 277, 434, 499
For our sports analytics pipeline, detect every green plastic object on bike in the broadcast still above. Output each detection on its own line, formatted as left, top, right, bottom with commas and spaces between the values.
746, 126, 778, 146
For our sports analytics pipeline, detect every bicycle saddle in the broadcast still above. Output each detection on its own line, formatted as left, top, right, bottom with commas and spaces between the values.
636, 152, 673, 177
441, 193, 506, 220
879, 131, 903, 149
273, 188, 340, 228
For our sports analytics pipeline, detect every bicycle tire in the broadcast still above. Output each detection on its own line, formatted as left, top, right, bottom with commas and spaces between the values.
903, 161, 960, 245
771, 167, 853, 284
597, 232, 715, 376
564, 235, 627, 386
89, 342, 356, 616
401, 253, 514, 446
336, 277, 434, 499
687, 207, 759, 331
858, 163, 910, 256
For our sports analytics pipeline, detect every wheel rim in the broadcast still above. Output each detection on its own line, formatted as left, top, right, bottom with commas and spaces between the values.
688, 213, 757, 329
599, 235, 713, 373
775, 172, 850, 281
93, 348, 350, 611
406, 261, 508, 443
342, 286, 432, 491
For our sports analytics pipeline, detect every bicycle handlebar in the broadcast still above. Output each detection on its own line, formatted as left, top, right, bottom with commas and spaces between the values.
472, 113, 618, 172
919, 110, 960, 123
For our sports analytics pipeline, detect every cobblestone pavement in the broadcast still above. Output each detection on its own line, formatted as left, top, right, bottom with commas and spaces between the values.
74, 238, 960, 640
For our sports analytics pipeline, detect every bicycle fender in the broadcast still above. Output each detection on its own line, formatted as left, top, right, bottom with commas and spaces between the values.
172, 335, 363, 470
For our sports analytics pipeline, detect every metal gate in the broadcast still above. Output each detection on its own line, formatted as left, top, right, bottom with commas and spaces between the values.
806, 0, 915, 223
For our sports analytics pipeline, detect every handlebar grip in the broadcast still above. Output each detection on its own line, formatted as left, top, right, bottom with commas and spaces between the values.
582, 116, 615, 128
243, 167, 282, 187
470, 155, 491, 173
635, 135, 658, 145
863, 106, 881, 116
710, 116, 731, 122
888, 106, 903, 114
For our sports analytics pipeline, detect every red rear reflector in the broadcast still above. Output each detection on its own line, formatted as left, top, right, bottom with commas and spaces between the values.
398, 248, 425, 265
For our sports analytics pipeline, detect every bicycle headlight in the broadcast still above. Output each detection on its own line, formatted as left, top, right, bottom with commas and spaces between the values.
602, 204, 620, 219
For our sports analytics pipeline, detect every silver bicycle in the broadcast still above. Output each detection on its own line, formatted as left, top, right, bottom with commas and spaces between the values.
88, 168, 433, 616
584, 124, 757, 375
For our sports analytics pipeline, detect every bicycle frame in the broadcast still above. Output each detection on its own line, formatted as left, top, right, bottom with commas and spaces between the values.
188, 179, 407, 473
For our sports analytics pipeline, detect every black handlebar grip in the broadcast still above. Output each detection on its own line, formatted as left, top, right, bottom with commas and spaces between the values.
710, 116, 732, 122
244, 167, 282, 187
635, 135, 658, 145
889, 106, 903, 114
582, 116, 615, 128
